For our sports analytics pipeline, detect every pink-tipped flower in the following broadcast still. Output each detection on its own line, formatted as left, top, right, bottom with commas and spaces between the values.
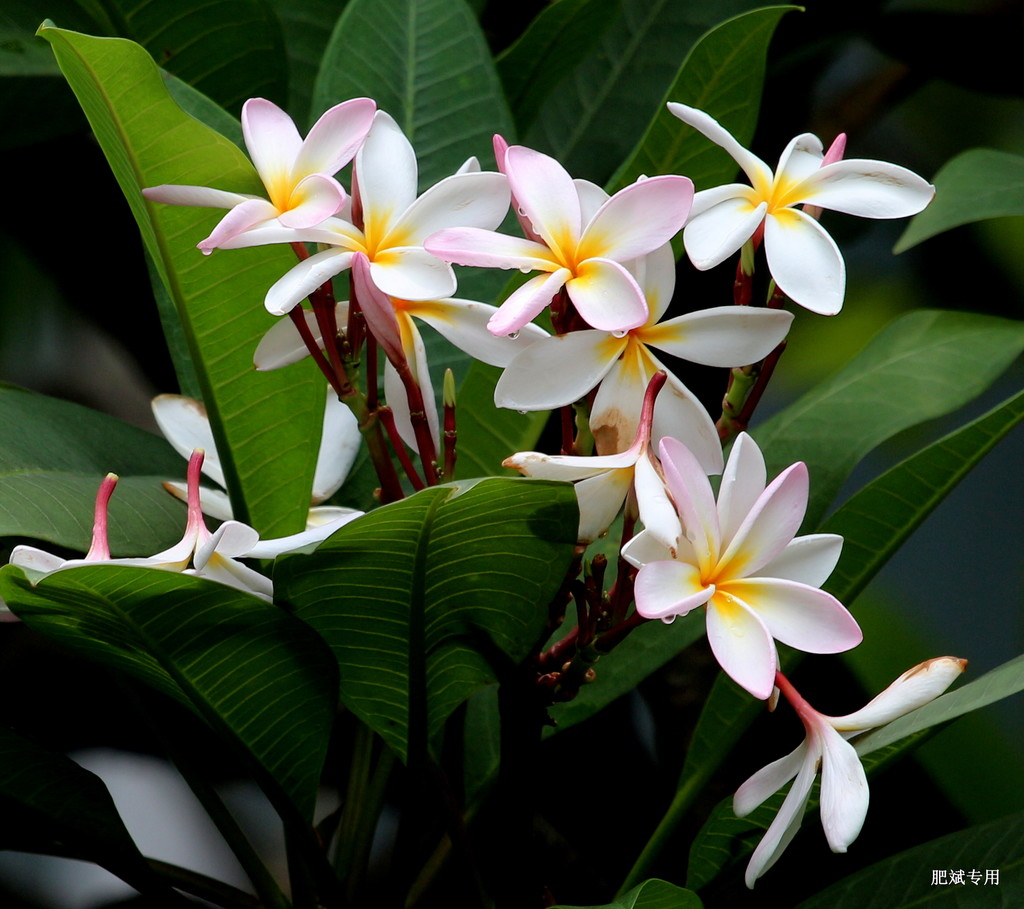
143, 97, 377, 251
622, 432, 862, 699
668, 103, 935, 315
425, 144, 694, 337
735, 658, 967, 887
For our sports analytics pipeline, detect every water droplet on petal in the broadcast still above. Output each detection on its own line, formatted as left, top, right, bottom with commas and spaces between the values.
611, 329, 628, 339
516, 409, 528, 415
507, 331, 520, 340
518, 267, 532, 274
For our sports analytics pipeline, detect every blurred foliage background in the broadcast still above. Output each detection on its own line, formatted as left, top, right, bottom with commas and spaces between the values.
0, 0, 1021, 906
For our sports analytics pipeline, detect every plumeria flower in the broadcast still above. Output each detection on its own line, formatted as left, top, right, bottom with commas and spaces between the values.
143, 97, 376, 251
503, 373, 675, 543
668, 103, 935, 315
215, 111, 511, 315
623, 432, 862, 699
424, 143, 694, 336
152, 393, 361, 529
735, 658, 967, 887
494, 242, 793, 470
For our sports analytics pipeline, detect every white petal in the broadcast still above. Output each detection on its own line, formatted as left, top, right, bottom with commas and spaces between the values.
196, 520, 260, 564
141, 185, 254, 209
620, 528, 675, 569
410, 298, 549, 368
246, 511, 363, 558
313, 396, 361, 502
10, 545, 68, 575
706, 593, 777, 699
632, 241, 677, 324
589, 340, 653, 455
658, 437, 721, 567
774, 132, 825, 186
733, 740, 809, 816
369, 246, 456, 301
573, 468, 635, 543
254, 308, 324, 370
803, 159, 935, 219
725, 578, 862, 654
634, 560, 714, 621
383, 326, 439, 454
151, 395, 225, 489
832, 657, 967, 731
643, 306, 793, 367
716, 432, 767, 547
573, 178, 609, 223
817, 723, 869, 852
424, 227, 554, 272
265, 249, 354, 315
666, 103, 773, 187
633, 453, 682, 554
763, 209, 845, 315
356, 111, 418, 229
390, 171, 510, 244
684, 198, 766, 270
759, 533, 843, 587
493, 329, 614, 407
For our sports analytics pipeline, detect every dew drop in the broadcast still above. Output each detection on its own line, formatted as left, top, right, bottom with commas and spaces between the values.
516, 409, 528, 415
507, 331, 520, 340
518, 267, 532, 274
611, 329, 628, 339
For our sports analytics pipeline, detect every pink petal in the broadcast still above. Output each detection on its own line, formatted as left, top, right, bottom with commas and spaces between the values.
293, 97, 376, 176
198, 197, 280, 251
496, 330, 620, 410
277, 173, 346, 227
424, 227, 554, 272
567, 257, 648, 332
658, 436, 721, 567
142, 185, 253, 208
488, 269, 572, 337
724, 577, 862, 654
504, 144, 582, 258
242, 98, 303, 192
717, 462, 809, 578
352, 253, 404, 363
580, 174, 693, 262
634, 560, 714, 621
763, 209, 845, 315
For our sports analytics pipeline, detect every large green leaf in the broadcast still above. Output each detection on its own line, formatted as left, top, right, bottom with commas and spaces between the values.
522, 0, 765, 185
312, 0, 514, 190
0, 383, 184, 554
0, 564, 338, 821
0, 727, 183, 900
753, 309, 1024, 528
40, 25, 325, 537
276, 477, 578, 761
795, 810, 1024, 908
895, 148, 1024, 253
495, 0, 621, 136
106, 0, 288, 113
607, 6, 797, 192
555, 879, 703, 909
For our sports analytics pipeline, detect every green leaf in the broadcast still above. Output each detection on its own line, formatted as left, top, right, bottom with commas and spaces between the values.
495, 0, 621, 136
105, 0, 288, 113
821, 385, 1024, 606
794, 810, 1024, 908
607, 5, 798, 193
522, 0, 767, 185
312, 0, 514, 190
895, 148, 1024, 252
0, 564, 338, 821
0, 727, 180, 899
39, 25, 325, 537
0, 384, 184, 554
555, 879, 703, 909
276, 477, 578, 761
753, 309, 1024, 528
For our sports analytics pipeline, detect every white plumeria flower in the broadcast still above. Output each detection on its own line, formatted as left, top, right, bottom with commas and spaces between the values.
503, 373, 673, 543
668, 103, 935, 315
143, 97, 376, 251
735, 657, 967, 887
623, 432, 862, 699
424, 144, 694, 337
216, 111, 511, 315
151, 393, 361, 529
494, 241, 793, 471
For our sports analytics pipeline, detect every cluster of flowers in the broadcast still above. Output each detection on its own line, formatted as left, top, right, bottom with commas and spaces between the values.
9, 95, 962, 884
